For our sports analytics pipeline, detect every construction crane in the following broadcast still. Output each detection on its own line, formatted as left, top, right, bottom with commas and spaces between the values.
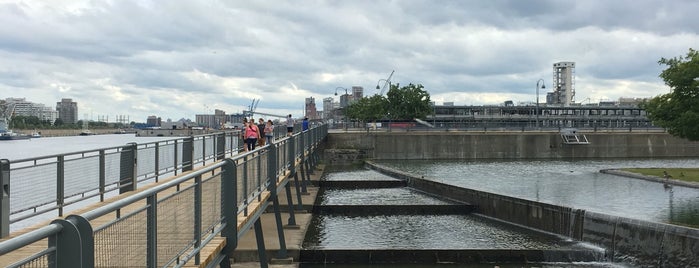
243, 99, 286, 118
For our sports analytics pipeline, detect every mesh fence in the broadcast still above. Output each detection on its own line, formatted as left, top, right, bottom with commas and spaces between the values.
64, 155, 100, 198
10, 162, 57, 213
158, 142, 176, 173
104, 151, 122, 188
157, 186, 195, 266
201, 173, 222, 235
94, 209, 148, 267
137, 146, 156, 178
13, 254, 50, 268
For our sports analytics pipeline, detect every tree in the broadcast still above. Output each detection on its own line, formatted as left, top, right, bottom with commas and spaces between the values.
54, 118, 64, 126
642, 48, 699, 141
345, 94, 388, 121
385, 83, 432, 120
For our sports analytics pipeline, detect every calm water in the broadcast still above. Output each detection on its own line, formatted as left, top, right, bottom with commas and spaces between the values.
377, 159, 699, 227
0, 134, 173, 161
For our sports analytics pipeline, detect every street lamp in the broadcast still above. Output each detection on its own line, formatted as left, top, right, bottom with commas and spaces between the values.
376, 79, 390, 95
536, 78, 546, 128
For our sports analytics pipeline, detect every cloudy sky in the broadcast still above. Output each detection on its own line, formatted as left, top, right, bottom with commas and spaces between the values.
1, 0, 698, 122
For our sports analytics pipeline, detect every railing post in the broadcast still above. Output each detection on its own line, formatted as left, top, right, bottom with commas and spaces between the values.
146, 194, 158, 268
57, 155, 65, 216
154, 142, 160, 182
119, 143, 137, 194
217, 132, 226, 160
66, 215, 94, 267
48, 219, 83, 268
193, 174, 202, 265
220, 159, 238, 268
99, 150, 106, 202
0, 159, 9, 238
182, 137, 194, 172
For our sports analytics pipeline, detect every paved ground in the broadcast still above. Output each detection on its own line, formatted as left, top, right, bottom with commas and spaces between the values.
231, 164, 323, 268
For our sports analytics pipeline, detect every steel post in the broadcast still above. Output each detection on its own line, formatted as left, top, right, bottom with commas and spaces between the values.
0, 159, 9, 237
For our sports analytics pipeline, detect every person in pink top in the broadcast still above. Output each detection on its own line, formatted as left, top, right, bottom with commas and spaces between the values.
245, 119, 260, 151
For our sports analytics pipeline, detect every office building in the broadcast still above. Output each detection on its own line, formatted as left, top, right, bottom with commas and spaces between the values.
56, 98, 78, 124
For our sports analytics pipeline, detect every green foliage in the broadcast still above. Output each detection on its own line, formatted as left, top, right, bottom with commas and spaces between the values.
642, 48, 699, 141
345, 83, 432, 121
345, 94, 387, 121
386, 83, 432, 120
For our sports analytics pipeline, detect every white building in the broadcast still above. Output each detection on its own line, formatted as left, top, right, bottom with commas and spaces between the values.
551, 62, 576, 106
5, 98, 58, 124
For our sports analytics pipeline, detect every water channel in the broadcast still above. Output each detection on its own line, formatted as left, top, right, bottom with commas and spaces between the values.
303, 167, 621, 267
374, 159, 699, 227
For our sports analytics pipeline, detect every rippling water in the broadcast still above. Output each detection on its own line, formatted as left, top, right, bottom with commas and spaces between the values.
320, 188, 452, 205
377, 159, 699, 226
303, 214, 583, 250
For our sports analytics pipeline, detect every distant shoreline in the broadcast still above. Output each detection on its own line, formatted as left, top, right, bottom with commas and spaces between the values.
14, 128, 135, 137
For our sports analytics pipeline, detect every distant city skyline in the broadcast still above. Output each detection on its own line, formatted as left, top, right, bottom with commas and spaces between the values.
2, 1, 697, 121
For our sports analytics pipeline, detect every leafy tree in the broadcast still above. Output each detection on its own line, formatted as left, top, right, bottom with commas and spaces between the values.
54, 118, 64, 126
345, 83, 432, 122
385, 83, 432, 120
642, 48, 699, 140
345, 94, 388, 121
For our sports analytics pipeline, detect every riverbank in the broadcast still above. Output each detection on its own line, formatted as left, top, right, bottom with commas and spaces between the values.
600, 168, 699, 189
14, 128, 135, 137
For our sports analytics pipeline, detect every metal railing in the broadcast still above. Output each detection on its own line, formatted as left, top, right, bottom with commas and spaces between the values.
1, 132, 240, 231
0, 124, 327, 267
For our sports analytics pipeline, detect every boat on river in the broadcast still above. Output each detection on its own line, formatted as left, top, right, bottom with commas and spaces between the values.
0, 130, 31, 140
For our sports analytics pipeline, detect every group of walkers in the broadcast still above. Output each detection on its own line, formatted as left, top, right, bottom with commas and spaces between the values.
241, 117, 275, 152
241, 114, 308, 152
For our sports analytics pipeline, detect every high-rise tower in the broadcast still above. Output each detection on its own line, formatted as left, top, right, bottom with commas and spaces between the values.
551, 62, 576, 106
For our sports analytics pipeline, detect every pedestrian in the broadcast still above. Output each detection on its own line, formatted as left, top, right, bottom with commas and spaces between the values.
264, 120, 274, 145
241, 118, 249, 152
245, 119, 259, 151
286, 114, 294, 136
257, 118, 266, 146
302, 117, 309, 132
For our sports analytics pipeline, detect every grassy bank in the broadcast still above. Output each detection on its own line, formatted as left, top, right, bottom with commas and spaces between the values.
621, 168, 699, 183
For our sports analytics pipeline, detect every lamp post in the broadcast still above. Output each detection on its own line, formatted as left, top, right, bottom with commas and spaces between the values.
376, 79, 390, 95
536, 79, 546, 128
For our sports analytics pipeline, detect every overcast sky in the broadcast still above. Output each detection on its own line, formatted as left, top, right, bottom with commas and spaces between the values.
1, 0, 698, 122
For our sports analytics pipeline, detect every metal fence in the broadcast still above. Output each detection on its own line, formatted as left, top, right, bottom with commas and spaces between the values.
0, 124, 327, 267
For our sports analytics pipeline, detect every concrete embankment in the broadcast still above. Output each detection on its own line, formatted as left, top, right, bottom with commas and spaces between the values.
326, 131, 699, 160
366, 161, 699, 267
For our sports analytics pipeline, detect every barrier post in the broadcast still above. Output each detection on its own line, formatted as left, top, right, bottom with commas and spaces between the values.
182, 137, 194, 172
0, 159, 9, 237
217, 132, 226, 160
220, 159, 238, 268
119, 143, 138, 194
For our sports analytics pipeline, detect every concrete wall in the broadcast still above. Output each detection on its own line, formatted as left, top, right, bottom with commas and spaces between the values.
366, 162, 699, 267
327, 132, 699, 159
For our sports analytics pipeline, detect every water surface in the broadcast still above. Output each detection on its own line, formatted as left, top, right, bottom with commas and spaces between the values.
377, 159, 699, 226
